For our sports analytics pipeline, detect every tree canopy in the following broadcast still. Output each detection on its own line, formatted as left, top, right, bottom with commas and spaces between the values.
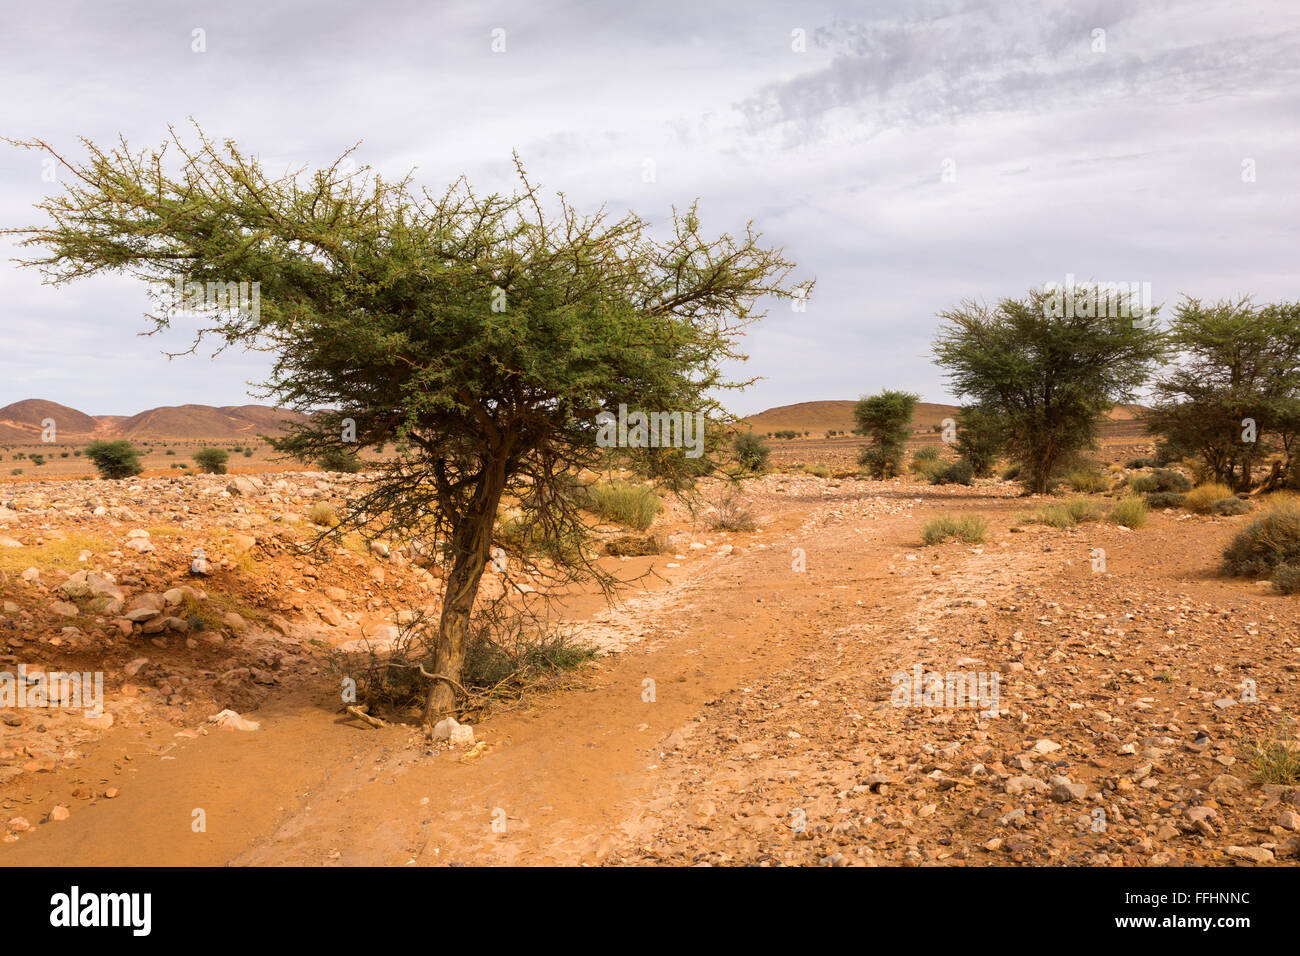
6, 127, 810, 720
933, 285, 1164, 494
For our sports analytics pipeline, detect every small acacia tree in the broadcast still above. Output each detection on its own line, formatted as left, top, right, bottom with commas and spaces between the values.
192, 446, 229, 474
732, 431, 770, 472
7, 128, 809, 722
1147, 296, 1300, 491
84, 439, 143, 479
854, 390, 918, 478
933, 286, 1164, 494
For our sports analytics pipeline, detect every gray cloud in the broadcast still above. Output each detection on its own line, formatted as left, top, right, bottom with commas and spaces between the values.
2, 0, 1298, 416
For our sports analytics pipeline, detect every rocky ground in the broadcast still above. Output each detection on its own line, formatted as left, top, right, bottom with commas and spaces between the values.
0, 466, 1296, 865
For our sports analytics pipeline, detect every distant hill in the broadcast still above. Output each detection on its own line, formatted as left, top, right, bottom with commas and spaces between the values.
0, 399, 103, 442
744, 400, 960, 435
744, 400, 1147, 435
0, 399, 307, 443
112, 404, 307, 440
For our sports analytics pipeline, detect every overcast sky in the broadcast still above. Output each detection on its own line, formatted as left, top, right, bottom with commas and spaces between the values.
2, 0, 1297, 416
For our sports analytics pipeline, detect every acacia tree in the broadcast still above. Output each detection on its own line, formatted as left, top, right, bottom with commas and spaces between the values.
7, 129, 809, 721
854, 390, 918, 478
1147, 297, 1300, 491
933, 285, 1164, 494
953, 404, 1005, 478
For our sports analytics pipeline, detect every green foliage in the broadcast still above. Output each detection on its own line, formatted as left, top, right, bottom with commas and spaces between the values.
29, 453, 44, 467
954, 404, 1005, 477
1130, 468, 1192, 494
1066, 468, 1108, 493
933, 285, 1164, 493
84, 439, 143, 480
1241, 724, 1300, 784
1109, 497, 1148, 528
316, 445, 362, 473
586, 481, 661, 530
1144, 491, 1186, 509
1034, 504, 1076, 528
921, 514, 988, 545
855, 390, 918, 478
1147, 296, 1300, 492
192, 446, 229, 474
6, 126, 808, 719
931, 459, 974, 486
1211, 496, 1253, 516
733, 431, 770, 472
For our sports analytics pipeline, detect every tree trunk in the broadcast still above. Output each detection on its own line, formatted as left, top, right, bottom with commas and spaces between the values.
423, 459, 509, 725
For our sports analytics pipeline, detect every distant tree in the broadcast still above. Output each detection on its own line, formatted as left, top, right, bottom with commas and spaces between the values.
1147, 297, 1300, 491
192, 447, 229, 474
316, 445, 363, 474
84, 439, 143, 479
953, 405, 1006, 478
30, 453, 45, 467
733, 432, 770, 472
933, 285, 1163, 494
8, 128, 809, 723
854, 390, 918, 478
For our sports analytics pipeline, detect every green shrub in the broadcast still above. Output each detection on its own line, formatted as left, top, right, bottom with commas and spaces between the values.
192, 446, 230, 474
801, 463, 831, 479
1211, 497, 1252, 516
1034, 504, 1076, 528
1222, 501, 1300, 577
733, 432, 770, 472
1067, 469, 1108, 493
1144, 491, 1186, 509
931, 459, 974, 486
921, 514, 988, 545
317, 445, 362, 473
1064, 497, 1103, 523
1109, 497, 1148, 528
30, 454, 45, 467
587, 481, 661, 530
1126, 457, 1159, 469
1241, 724, 1300, 785
84, 439, 143, 480
910, 447, 940, 473
1152, 468, 1192, 492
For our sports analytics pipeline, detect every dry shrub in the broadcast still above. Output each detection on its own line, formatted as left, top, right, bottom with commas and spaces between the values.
1109, 497, 1147, 528
709, 491, 756, 532
922, 514, 987, 545
1222, 500, 1300, 577
1183, 483, 1234, 514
